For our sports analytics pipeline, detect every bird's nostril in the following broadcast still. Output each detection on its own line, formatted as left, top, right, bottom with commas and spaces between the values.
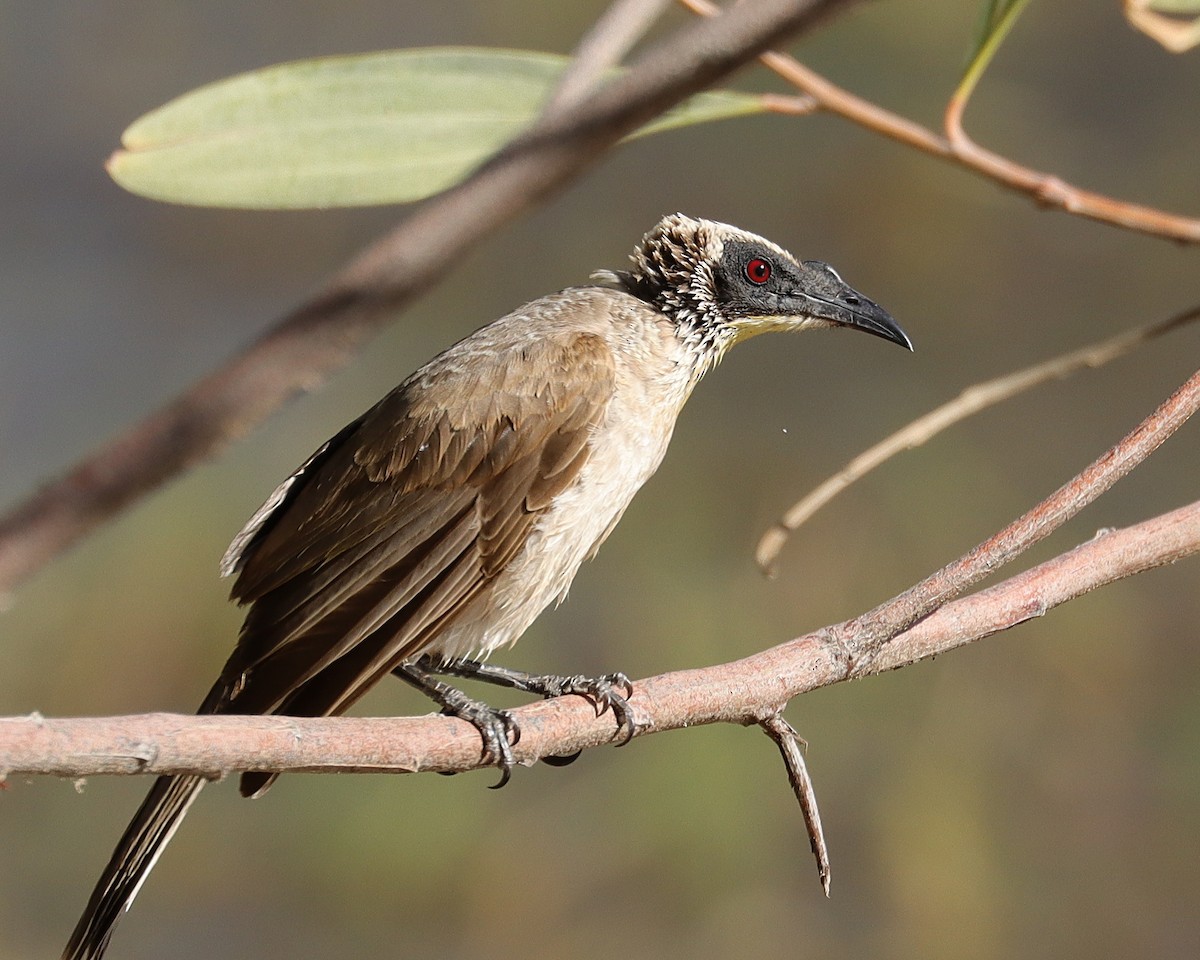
844, 295, 860, 306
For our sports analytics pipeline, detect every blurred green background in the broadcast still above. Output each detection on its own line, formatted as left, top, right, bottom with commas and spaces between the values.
3, 2, 1199, 958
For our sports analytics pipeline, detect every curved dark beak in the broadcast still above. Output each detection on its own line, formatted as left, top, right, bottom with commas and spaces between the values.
797, 260, 913, 351
833, 295, 912, 350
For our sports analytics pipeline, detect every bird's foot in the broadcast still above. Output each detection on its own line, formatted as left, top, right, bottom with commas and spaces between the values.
420, 657, 644, 747
438, 694, 521, 789
529, 672, 642, 747
393, 661, 520, 787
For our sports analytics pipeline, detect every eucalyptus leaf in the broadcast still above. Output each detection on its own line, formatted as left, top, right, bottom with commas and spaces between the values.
968, 0, 1031, 65
956, 0, 1033, 102
1125, 0, 1200, 52
108, 47, 766, 210
1145, 0, 1200, 13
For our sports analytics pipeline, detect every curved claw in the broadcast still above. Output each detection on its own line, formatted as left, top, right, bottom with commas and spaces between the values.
440, 702, 520, 787
586, 675, 617, 717
489, 766, 513, 790
563, 673, 643, 746
478, 709, 520, 789
607, 694, 645, 747
501, 710, 521, 747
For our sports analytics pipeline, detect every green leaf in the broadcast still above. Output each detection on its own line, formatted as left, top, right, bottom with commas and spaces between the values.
1125, 0, 1200, 52
956, 0, 1033, 104
1144, 0, 1200, 13
968, 1, 1031, 63
108, 47, 766, 210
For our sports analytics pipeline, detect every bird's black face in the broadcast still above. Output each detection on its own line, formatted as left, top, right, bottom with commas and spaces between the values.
713, 240, 912, 350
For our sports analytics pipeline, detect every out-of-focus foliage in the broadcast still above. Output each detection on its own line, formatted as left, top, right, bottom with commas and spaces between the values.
1125, 0, 1200, 52
2, 3, 1199, 960
960, 0, 1032, 93
108, 47, 765, 209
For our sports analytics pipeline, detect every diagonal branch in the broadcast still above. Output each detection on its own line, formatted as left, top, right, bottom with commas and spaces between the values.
4, 495, 1198, 782
543, 0, 673, 114
6, 365, 1200, 778
0, 0, 858, 602
828, 363, 1200, 667
756, 301, 1200, 574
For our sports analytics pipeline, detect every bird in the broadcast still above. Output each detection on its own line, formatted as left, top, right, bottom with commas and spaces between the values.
62, 213, 911, 959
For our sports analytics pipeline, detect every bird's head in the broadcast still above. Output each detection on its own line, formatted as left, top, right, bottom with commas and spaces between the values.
596, 213, 911, 358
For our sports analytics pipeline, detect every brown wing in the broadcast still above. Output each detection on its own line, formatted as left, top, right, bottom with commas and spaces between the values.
212, 326, 616, 733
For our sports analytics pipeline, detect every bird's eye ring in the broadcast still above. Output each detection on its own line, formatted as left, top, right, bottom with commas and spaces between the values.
745, 258, 771, 285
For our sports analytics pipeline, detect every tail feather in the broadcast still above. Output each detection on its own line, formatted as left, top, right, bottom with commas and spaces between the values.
62, 775, 206, 960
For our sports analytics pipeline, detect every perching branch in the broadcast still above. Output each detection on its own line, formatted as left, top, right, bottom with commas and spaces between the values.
679, 0, 1200, 243
4, 365, 1198, 781
4, 495, 1198, 783
0, 0, 858, 601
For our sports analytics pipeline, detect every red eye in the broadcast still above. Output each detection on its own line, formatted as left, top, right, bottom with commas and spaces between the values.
745, 258, 771, 284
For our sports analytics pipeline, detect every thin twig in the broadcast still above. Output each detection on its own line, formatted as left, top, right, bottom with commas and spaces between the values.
678, 0, 1200, 243
757, 301, 1200, 574
0, 0, 858, 601
760, 714, 830, 896
544, 0, 673, 114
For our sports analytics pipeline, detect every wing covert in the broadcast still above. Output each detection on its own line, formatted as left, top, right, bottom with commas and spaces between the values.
214, 326, 617, 723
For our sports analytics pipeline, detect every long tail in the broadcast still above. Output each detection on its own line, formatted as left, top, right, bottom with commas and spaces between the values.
61, 774, 207, 960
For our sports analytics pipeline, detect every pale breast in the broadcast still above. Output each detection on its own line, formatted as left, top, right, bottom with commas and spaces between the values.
424, 293, 700, 662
